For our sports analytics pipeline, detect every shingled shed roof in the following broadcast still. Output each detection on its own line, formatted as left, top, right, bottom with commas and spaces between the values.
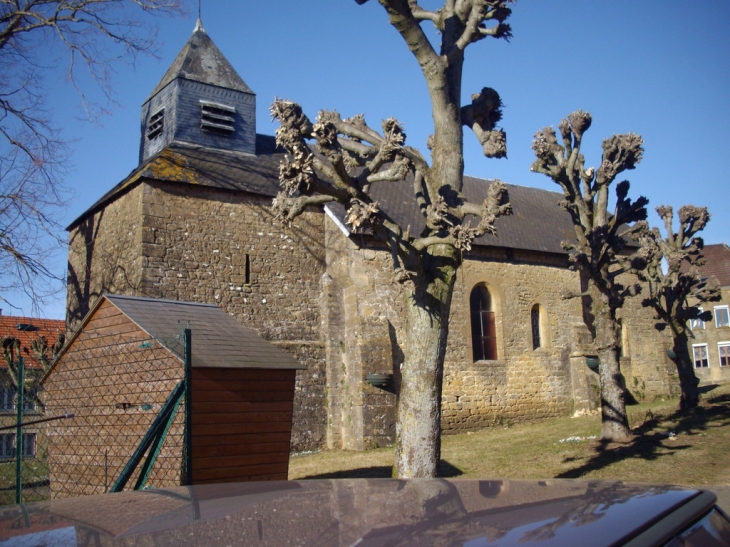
63, 295, 303, 370
696, 243, 730, 287
107, 295, 303, 370
146, 21, 253, 100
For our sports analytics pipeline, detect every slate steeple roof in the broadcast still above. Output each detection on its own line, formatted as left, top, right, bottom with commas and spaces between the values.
147, 19, 253, 99
139, 19, 257, 161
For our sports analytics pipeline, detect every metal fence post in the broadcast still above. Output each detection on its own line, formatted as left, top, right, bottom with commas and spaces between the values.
184, 328, 192, 486
15, 357, 24, 505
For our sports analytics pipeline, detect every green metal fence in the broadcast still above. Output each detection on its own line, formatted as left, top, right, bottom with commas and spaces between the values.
0, 328, 192, 504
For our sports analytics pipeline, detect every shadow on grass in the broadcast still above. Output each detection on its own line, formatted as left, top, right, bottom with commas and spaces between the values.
556, 394, 730, 479
297, 459, 464, 479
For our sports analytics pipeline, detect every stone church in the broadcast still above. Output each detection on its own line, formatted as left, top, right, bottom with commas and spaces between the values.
64, 22, 676, 453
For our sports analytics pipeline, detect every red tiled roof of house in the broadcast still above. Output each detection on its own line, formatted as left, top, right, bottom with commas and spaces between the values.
697, 243, 730, 287
0, 315, 65, 368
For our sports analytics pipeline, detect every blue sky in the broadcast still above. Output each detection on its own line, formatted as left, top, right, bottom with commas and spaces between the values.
7, 1, 730, 318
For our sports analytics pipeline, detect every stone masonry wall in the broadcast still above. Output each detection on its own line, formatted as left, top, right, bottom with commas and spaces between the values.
66, 185, 145, 331
138, 181, 327, 452
442, 247, 581, 431
323, 216, 401, 450
615, 271, 679, 403
323, 221, 678, 444
323, 218, 585, 442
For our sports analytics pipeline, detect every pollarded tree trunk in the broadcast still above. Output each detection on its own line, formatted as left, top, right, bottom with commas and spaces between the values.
394, 247, 458, 477
589, 280, 631, 441
271, 2, 515, 478
669, 324, 700, 410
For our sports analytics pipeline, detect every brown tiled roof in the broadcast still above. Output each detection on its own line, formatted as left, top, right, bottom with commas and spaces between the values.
78, 295, 304, 370
696, 244, 730, 287
0, 315, 65, 368
146, 23, 253, 101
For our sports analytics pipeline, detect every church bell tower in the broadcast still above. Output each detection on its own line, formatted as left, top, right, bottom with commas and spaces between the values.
139, 20, 257, 163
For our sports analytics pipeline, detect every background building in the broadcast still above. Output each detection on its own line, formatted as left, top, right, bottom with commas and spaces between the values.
688, 244, 730, 384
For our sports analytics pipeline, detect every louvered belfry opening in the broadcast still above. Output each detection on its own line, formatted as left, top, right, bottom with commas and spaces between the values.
200, 100, 235, 135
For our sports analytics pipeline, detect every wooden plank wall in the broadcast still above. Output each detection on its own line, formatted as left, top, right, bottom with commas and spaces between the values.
45, 299, 185, 498
190, 368, 296, 483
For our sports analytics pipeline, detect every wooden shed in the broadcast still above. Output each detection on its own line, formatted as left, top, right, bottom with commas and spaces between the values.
44, 295, 304, 497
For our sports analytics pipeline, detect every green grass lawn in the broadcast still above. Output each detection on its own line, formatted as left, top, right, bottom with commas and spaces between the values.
289, 383, 730, 487
0, 457, 50, 505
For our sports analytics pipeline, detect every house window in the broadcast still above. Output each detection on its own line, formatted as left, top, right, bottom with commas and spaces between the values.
0, 433, 36, 459
715, 306, 730, 328
0, 434, 13, 459
23, 390, 36, 412
719, 343, 730, 367
146, 108, 164, 140
200, 100, 235, 135
531, 304, 541, 350
690, 308, 705, 330
0, 386, 35, 413
0, 387, 15, 412
693, 344, 709, 368
22, 433, 36, 458
470, 285, 497, 361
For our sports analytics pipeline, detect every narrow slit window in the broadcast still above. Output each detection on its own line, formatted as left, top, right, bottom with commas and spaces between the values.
146, 108, 164, 140
200, 100, 235, 135
531, 304, 541, 350
245, 254, 250, 285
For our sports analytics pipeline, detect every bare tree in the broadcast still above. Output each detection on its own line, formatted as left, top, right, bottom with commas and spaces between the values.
0, 0, 183, 310
530, 111, 648, 442
1, 333, 64, 410
271, 0, 515, 477
630, 206, 721, 410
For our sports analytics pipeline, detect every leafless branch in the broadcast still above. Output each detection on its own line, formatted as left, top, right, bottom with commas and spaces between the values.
0, 0, 184, 309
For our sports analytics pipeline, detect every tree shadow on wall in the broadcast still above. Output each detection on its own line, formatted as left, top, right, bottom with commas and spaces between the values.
67, 210, 142, 328
297, 460, 463, 479
555, 394, 730, 479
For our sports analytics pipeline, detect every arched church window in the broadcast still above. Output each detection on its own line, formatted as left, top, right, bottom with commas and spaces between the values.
470, 285, 497, 361
531, 304, 541, 350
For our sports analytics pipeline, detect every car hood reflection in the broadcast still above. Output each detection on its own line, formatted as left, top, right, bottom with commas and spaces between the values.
0, 479, 699, 546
